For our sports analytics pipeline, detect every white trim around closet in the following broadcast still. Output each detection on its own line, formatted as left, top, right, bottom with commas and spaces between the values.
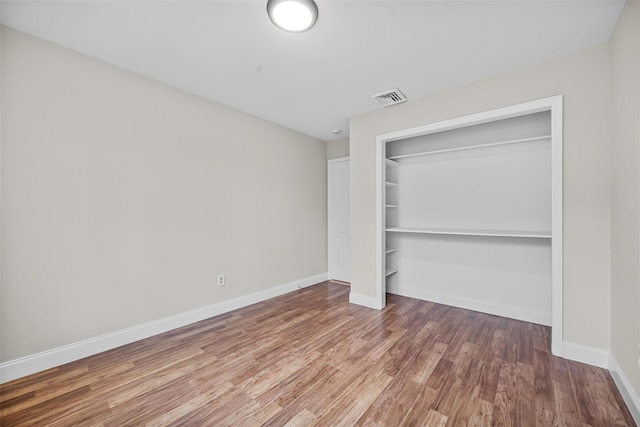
374, 95, 563, 357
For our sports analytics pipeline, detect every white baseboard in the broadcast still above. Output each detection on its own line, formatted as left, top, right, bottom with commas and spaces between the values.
387, 284, 551, 326
0, 272, 328, 384
561, 341, 610, 369
609, 354, 640, 425
349, 291, 384, 310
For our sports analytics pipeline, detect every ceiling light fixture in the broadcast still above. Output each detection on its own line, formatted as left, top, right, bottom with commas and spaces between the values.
267, 0, 319, 33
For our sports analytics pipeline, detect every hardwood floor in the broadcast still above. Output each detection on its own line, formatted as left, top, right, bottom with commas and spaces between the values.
0, 282, 635, 426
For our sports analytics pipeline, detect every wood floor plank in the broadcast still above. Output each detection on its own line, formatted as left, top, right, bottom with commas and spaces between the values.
238, 350, 322, 399
430, 341, 479, 417
163, 385, 254, 426
411, 342, 448, 385
515, 361, 536, 425
1, 361, 133, 418
401, 385, 439, 426
354, 376, 422, 426
310, 366, 392, 427
491, 361, 518, 426
142, 381, 229, 426
479, 357, 503, 404
107, 377, 198, 425
255, 362, 335, 409
468, 397, 494, 427
422, 409, 449, 427
534, 348, 558, 426
105, 350, 204, 408
234, 401, 283, 427
0, 367, 89, 404
281, 408, 317, 427
258, 365, 340, 426
0, 282, 635, 426
550, 357, 583, 426
356, 325, 441, 426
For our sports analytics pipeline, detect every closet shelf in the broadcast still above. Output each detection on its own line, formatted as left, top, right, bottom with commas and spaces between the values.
386, 181, 398, 187
385, 204, 399, 209
387, 135, 551, 161
385, 247, 398, 254
386, 158, 399, 167
385, 268, 398, 277
385, 226, 551, 239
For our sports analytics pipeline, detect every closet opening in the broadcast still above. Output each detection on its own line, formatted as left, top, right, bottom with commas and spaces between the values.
375, 96, 563, 356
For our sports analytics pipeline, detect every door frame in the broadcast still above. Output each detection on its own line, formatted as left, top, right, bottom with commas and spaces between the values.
375, 96, 563, 356
328, 156, 350, 282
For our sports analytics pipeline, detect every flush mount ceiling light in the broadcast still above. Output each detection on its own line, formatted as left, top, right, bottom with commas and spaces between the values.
267, 0, 319, 33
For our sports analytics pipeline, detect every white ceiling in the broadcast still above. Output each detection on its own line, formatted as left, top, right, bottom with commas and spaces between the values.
0, 0, 625, 141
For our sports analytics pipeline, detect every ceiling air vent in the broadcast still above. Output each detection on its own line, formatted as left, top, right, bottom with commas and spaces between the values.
371, 88, 407, 107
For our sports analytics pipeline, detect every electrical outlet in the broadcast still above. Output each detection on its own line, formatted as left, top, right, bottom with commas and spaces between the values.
217, 274, 225, 287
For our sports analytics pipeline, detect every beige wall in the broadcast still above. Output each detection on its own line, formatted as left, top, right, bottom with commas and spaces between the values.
0, 26, 328, 362
610, 0, 640, 400
350, 45, 612, 349
327, 137, 349, 160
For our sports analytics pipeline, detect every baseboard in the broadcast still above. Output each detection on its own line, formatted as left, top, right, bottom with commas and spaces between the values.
0, 272, 328, 384
349, 291, 384, 310
561, 341, 610, 369
375, 285, 612, 371
609, 354, 640, 424
387, 284, 551, 326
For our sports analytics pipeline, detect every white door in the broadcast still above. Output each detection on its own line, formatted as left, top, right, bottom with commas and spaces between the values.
328, 158, 350, 282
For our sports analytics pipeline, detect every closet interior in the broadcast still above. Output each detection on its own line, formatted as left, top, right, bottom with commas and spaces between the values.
382, 110, 555, 326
